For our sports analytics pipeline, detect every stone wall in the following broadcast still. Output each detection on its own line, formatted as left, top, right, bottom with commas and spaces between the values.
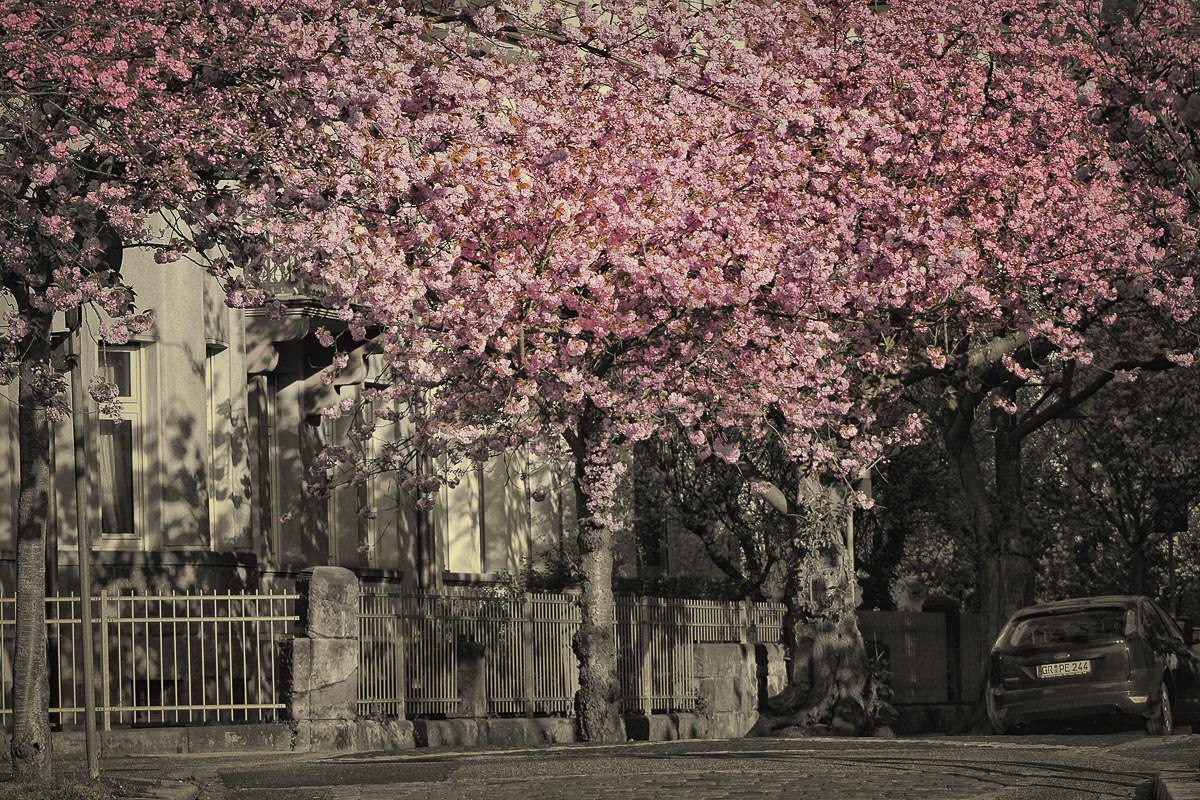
624, 642, 787, 741
284, 566, 360, 723
284, 566, 414, 750
696, 643, 759, 716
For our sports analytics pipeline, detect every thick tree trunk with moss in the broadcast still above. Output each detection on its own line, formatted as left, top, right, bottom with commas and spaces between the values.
755, 481, 872, 735
777, 616, 868, 713
12, 309, 53, 780
568, 430, 623, 743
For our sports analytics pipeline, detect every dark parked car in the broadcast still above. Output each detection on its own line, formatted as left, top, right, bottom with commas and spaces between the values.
987, 595, 1200, 735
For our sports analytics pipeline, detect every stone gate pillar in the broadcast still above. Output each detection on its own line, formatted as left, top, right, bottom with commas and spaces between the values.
285, 566, 360, 723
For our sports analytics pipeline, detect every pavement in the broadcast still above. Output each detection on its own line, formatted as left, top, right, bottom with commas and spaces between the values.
81, 729, 1200, 800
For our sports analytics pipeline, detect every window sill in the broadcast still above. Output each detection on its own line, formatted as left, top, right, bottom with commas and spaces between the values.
442, 570, 514, 586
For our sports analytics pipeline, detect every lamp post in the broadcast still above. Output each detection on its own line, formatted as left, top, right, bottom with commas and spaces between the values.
65, 308, 100, 779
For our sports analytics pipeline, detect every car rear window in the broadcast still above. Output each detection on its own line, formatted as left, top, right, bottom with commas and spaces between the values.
1001, 607, 1133, 648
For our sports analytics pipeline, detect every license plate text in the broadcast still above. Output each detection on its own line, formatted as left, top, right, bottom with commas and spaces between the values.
1037, 660, 1091, 679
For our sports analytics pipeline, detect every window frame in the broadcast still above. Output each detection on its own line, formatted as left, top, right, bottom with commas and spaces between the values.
95, 344, 146, 548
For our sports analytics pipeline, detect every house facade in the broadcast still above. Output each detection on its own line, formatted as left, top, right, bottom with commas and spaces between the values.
0, 247, 574, 595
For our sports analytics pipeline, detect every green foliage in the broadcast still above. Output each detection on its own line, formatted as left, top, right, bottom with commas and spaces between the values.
612, 574, 749, 601
518, 552, 748, 600
862, 641, 897, 730
1026, 367, 1200, 606
888, 525, 978, 612
517, 552, 580, 595
855, 440, 976, 611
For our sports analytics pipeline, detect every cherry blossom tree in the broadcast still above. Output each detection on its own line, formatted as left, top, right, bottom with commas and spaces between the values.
296, 0, 1195, 739
290, 0, 905, 742
7, 0, 1196, 770
890, 0, 1200, 646
0, 0, 432, 777
4, 0, 891, 762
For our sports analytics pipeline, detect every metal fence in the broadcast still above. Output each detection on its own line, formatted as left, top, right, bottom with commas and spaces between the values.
0, 587, 983, 730
0, 591, 298, 728
357, 590, 988, 717
616, 596, 782, 713
357, 589, 785, 718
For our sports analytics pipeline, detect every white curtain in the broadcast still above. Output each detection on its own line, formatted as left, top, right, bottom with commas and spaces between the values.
98, 419, 135, 535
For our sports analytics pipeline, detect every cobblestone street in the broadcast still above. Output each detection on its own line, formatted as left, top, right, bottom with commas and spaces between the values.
136, 733, 1200, 800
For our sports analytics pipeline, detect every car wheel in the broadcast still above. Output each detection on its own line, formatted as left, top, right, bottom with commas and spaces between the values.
1148, 681, 1174, 736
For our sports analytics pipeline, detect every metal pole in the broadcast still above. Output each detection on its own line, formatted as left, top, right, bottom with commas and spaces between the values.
68, 313, 100, 779
845, 503, 854, 578
1169, 532, 1177, 616
46, 389, 60, 731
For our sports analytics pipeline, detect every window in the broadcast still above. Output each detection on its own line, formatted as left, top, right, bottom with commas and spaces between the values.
204, 345, 230, 548
440, 454, 529, 576
442, 463, 486, 574
97, 347, 143, 541
1003, 608, 1131, 648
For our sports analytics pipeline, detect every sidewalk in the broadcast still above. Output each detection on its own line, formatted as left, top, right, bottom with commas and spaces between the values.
1156, 774, 1200, 800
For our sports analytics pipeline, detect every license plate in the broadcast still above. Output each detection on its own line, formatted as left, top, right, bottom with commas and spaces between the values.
1037, 660, 1091, 679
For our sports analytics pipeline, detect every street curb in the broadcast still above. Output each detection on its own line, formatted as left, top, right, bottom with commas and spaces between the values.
141, 782, 199, 800
1154, 772, 1200, 800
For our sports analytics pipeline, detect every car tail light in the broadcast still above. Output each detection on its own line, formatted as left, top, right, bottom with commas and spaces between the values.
1117, 640, 1132, 679
1088, 640, 1132, 680
991, 654, 1021, 685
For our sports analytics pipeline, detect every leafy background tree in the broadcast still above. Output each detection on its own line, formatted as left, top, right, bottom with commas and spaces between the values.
0, 0, 377, 776
1027, 366, 1200, 605
855, 441, 976, 612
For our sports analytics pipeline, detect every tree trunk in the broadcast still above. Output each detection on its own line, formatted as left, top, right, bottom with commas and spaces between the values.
776, 606, 866, 715
1130, 547, 1147, 596
757, 482, 869, 734
942, 391, 1034, 645
941, 389, 1036, 734
12, 310, 53, 780
988, 414, 1034, 637
568, 433, 623, 743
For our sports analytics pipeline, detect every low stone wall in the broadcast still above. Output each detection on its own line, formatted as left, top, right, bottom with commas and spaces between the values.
294, 718, 417, 751
413, 717, 577, 748
624, 711, 758, 741
0, 718, 416, 757
696, 643, 760, 719
413, 711, 762, 748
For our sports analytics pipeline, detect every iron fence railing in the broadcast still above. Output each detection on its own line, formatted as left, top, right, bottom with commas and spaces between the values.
357, 588, 785, 718
0, 586, 983, 730
0, 591, 298, 728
